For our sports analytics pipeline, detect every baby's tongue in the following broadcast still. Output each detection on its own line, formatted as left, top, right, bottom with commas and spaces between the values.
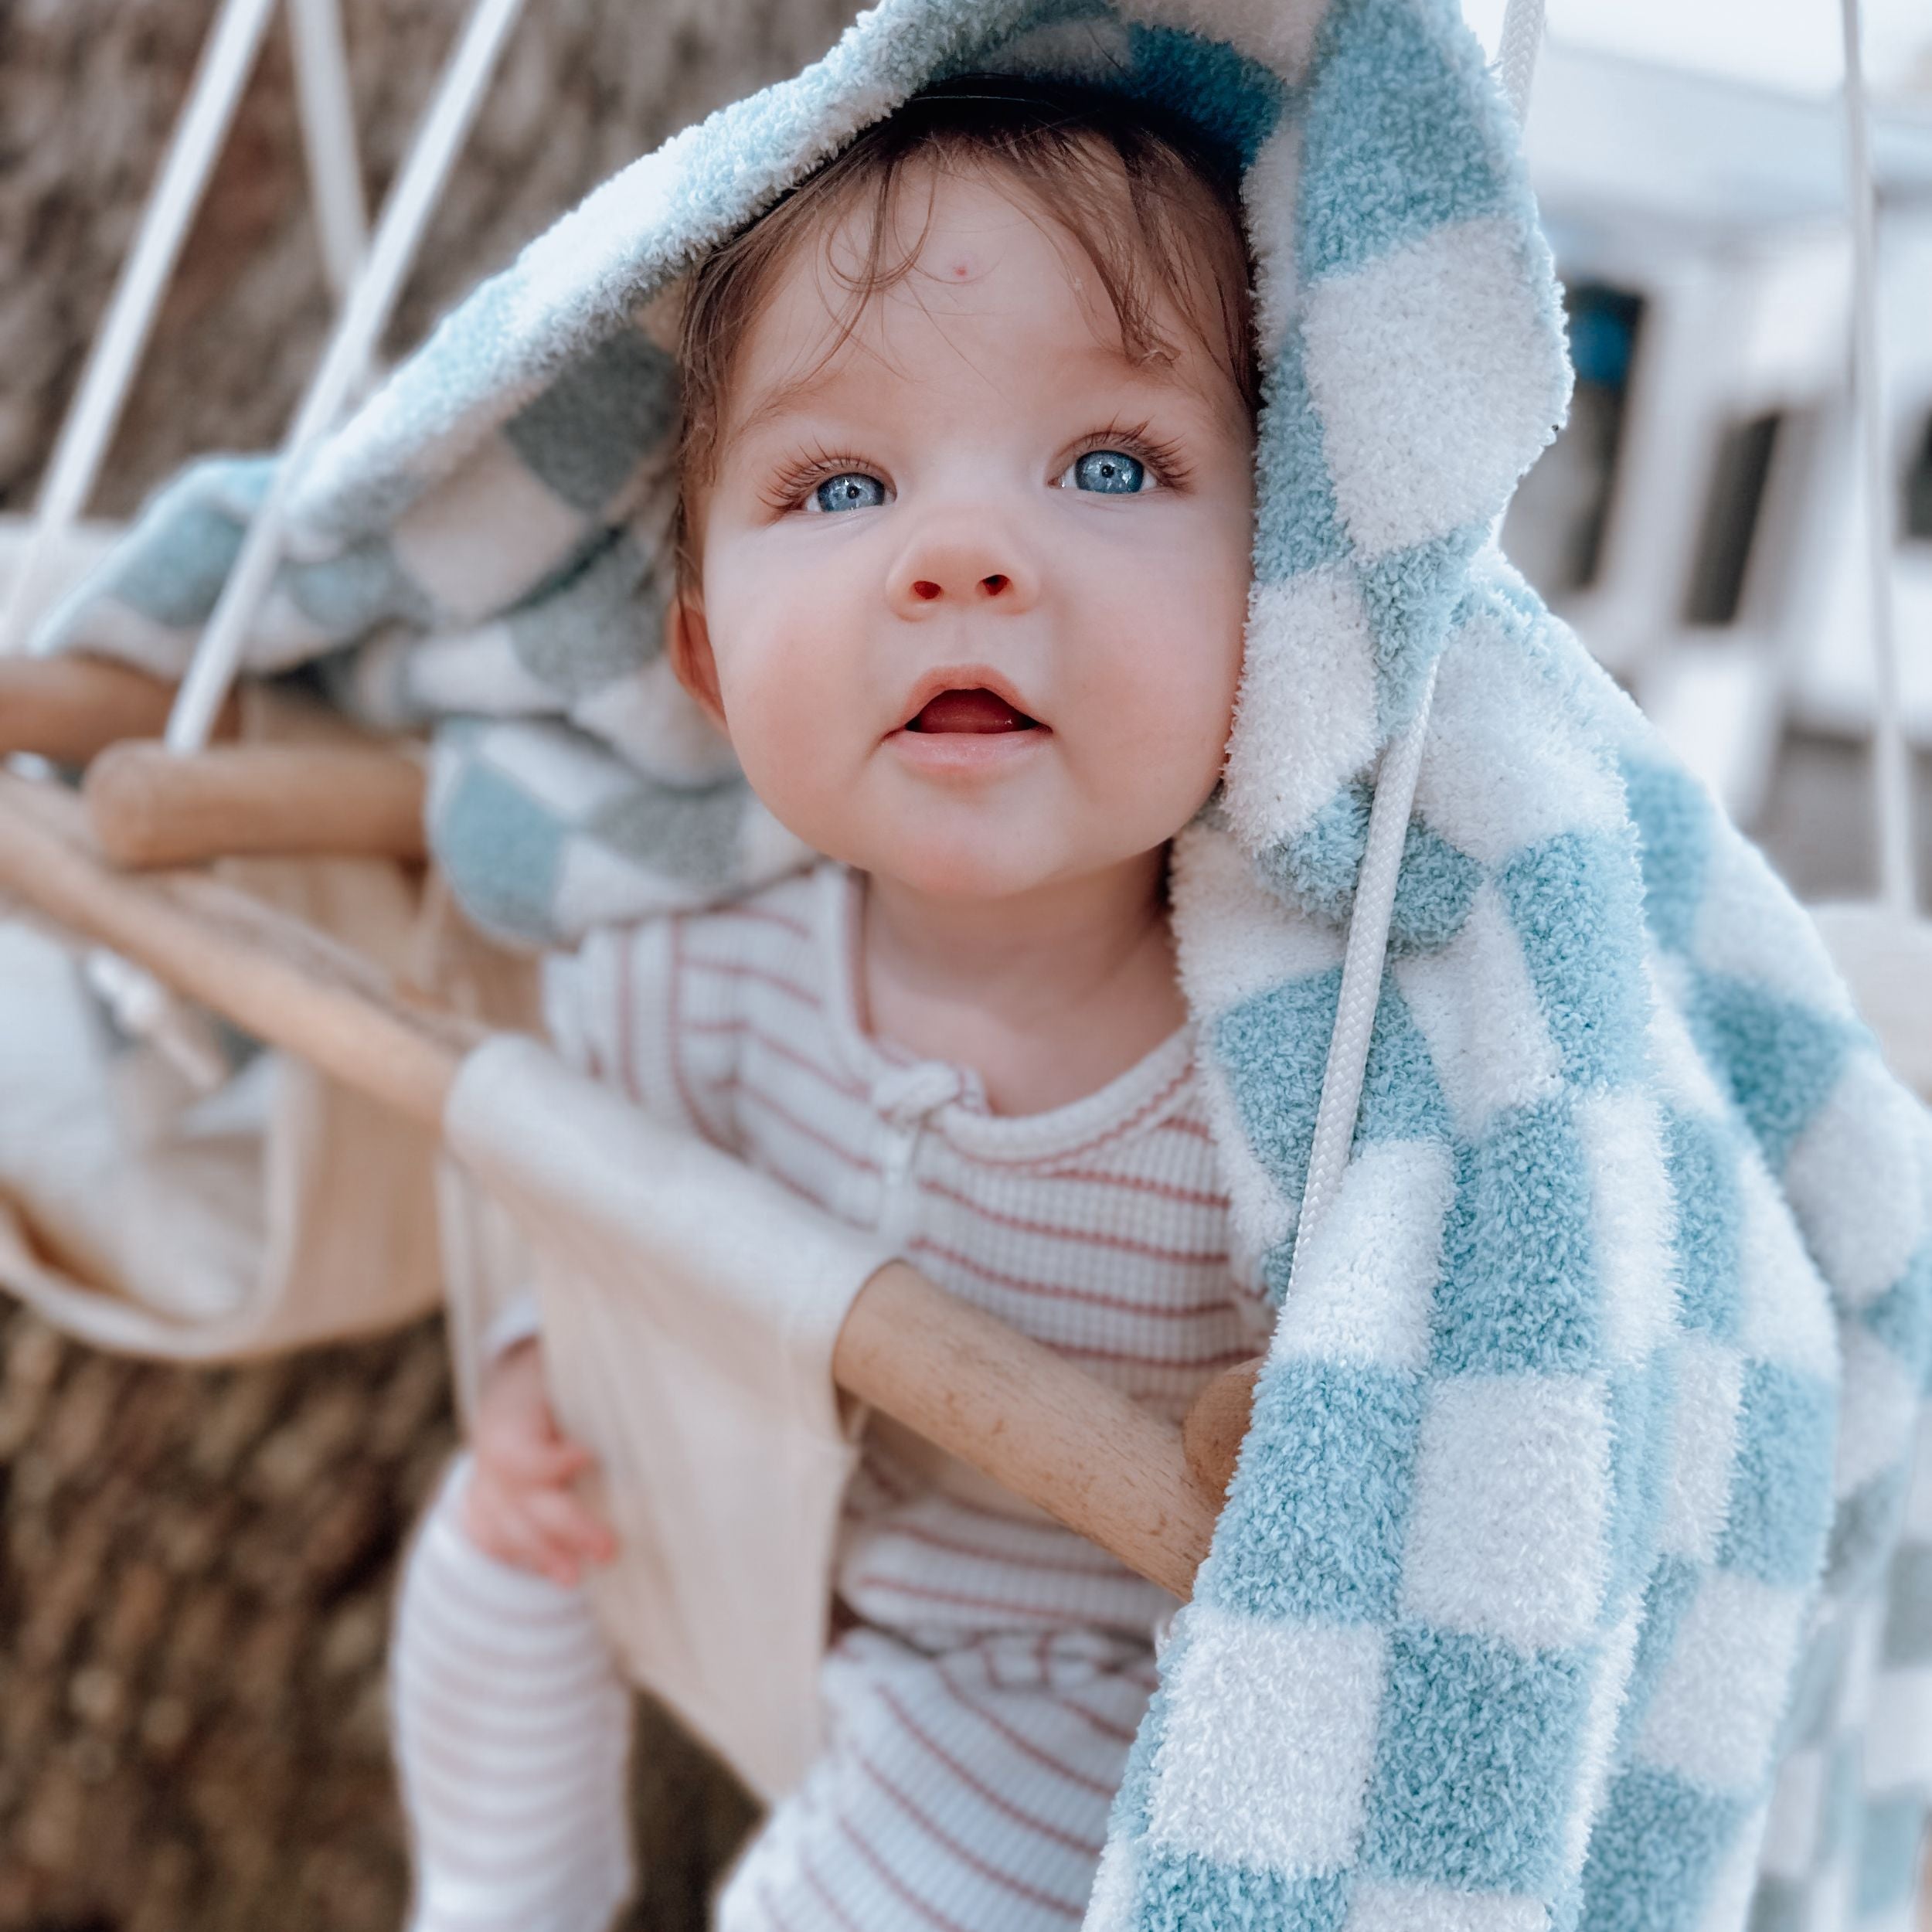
911, 688, 1030, 733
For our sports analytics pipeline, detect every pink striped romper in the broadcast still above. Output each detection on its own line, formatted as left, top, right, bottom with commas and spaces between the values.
393, 856, 1270, 1932
570, 858, 1270, 1930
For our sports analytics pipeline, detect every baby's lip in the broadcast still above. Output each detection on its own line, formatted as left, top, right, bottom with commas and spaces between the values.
896, 665, 1044, 734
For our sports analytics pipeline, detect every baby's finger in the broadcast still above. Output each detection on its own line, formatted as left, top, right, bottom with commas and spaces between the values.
466, 1481, 584, 1587
520, 1483, 618, 1564
481, 1427, 595, 1488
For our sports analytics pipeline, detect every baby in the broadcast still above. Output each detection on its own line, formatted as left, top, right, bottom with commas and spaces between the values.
390, 77, 1267, 1932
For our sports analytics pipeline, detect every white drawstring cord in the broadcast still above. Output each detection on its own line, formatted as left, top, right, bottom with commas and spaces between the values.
1286, 0, 1545, 1282
1288, 665, 1440, 1260
1839, 0, 1917, 919
1495, 0, 1548, 128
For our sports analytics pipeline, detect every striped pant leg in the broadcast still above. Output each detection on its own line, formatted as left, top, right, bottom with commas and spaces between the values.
389, 1454, 634, 1932
716, 1627, 1156, 1932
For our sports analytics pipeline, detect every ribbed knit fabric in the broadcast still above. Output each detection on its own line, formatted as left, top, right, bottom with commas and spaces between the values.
714, 1627, 1162, 1932
391, 1457, 634, 1932
386, 859, 1260, 1930
549, 861, 1272, 1643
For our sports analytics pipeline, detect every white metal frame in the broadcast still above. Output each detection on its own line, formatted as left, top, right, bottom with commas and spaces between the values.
0, 0, 366, 658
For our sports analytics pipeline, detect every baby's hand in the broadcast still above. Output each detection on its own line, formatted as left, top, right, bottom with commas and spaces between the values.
461, 1337, 617, 1587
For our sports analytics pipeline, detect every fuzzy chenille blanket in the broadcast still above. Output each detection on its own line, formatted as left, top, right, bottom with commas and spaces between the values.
38, 2, 1932, 1927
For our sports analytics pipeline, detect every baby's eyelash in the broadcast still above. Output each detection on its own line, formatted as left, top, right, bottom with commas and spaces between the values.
760, 447, 879, 514
1068, 422, 1193, 488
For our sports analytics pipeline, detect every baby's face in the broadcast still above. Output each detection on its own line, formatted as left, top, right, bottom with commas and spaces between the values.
681, 166, 1255, 901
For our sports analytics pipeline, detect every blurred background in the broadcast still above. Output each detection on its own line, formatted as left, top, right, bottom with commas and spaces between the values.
0, 1, 1928, 1925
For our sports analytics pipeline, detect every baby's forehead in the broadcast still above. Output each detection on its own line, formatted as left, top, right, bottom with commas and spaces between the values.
723, 164, 1247, 433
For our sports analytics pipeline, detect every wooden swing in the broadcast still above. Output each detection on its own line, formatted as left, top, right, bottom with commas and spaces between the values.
0, 668, 1250, 1600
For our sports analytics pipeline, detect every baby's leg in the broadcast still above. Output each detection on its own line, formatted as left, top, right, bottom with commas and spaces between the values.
390, 1454, 634, 1932
716, 1625, 1155, 1931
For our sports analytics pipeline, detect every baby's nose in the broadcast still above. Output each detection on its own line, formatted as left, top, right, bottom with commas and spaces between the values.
910, 572, 1010, 602
890, 523, 1037, 616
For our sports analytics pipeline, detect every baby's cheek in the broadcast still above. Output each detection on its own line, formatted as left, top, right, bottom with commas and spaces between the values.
718, 656, 869, 846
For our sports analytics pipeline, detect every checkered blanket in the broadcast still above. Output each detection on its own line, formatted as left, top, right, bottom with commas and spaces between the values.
39, 2, 1932, 1927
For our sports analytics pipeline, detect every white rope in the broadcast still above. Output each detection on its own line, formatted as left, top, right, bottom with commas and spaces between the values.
1290, 667, 1440, 1262
2, 0, 281, 658
1495, 0, 1547, 128
165, 0, 528, 754
1287, 6, 1544, 1285
287, 0, 369, 304
1840, 0, 1917, 918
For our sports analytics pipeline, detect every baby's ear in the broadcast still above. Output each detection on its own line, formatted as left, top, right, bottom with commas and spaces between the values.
664, 593, 729, 736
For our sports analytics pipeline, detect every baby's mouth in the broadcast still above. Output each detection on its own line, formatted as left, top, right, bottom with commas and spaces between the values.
905, 689, 1039, 733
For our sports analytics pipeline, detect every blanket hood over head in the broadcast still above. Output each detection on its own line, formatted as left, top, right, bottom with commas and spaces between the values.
41, 4, 1932, 1930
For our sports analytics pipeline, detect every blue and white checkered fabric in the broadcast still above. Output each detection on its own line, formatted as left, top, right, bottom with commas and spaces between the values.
39, 2, 1932, 1927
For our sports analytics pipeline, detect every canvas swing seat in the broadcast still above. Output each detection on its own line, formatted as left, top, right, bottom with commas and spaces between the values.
0, 746, 1224, 1798
0, 0, 1236, 1806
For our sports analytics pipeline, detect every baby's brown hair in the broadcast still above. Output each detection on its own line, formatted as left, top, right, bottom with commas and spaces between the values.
671, 73, 1257, 590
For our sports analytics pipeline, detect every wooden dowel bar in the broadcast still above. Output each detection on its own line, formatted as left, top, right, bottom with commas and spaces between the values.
0, 771, 473, 1127
0, 770, 1228, 1594
0, 656, 235, 765
87, 740, 428, 868
834, 1262, 1217, 1599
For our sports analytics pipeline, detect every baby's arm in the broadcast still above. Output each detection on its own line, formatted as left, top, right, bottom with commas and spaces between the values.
462, 1335, 616, 1588
458, 913, 734, 1587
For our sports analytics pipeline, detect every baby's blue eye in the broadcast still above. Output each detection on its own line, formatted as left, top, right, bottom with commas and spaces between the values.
1070, 449, 1146, 495
811, 472, 888, 512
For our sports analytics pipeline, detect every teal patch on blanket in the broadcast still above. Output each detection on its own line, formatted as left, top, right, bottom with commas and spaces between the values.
1862, 1242, 1932, 1372
1687, 974, 1859, 1172
286, 533, 432, 636
1663, 1111, 1743, 1338
1124, 26, 1284, 166
1362, 525, 1488, 732
1857, 1793, 1928, 1916
100, 457, 267, 628
507, 529, 664, 699
1251, 334, 1349, 583
1256, 787, 1481, 951
1604, 1351, 1675, 1621
433, 753, 566, 940
1824, 1464, 1909, 1600
1298, 0, 1515, 283
1136, 1857, 1346, 1932
1207, 1360, 1423, 1623
1216, 968, 1338, 1213
1883, 1546, 1932, 1665
1498, 829, 1650, 1092
1580, 1767, 1754, 1932
1718, 1362, 1837, 1588
1621, 757, 1712, 957
502, 328, 678, 516
1433, 1097, 1600, 1377
1362, 1623, 1593, 1893
587, 774, 753, 887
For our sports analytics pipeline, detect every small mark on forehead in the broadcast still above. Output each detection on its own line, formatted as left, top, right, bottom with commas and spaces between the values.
948, 257, 975, 279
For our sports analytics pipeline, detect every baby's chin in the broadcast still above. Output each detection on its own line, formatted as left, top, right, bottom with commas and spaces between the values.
811, 821, 1155, 903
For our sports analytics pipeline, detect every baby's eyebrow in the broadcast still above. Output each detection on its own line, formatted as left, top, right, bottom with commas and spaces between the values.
730, 344, 1215, 445
728, 369, 838, 443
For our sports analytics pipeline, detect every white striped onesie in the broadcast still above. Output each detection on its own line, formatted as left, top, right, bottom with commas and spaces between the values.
391, 859, 1270, 1932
